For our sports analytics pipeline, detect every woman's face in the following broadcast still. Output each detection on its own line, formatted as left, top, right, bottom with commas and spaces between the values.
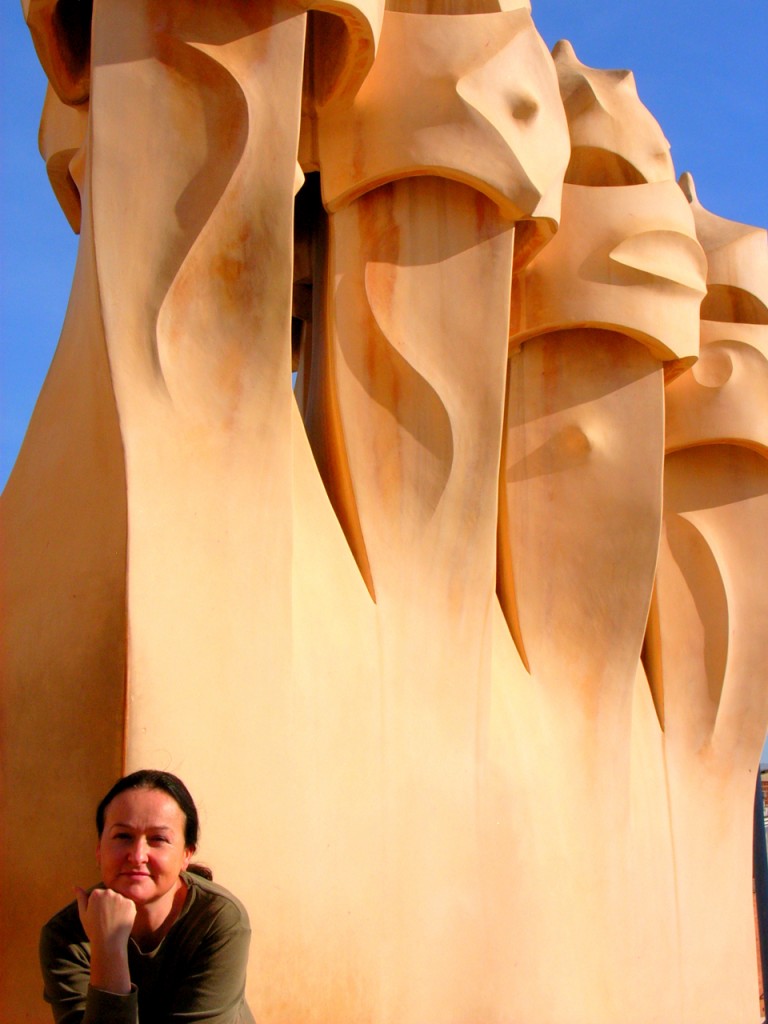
97, 787, 193, 909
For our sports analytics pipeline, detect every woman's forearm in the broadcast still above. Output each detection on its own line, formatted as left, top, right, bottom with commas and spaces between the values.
88, 939, 132, 995
75, 887, 134, 995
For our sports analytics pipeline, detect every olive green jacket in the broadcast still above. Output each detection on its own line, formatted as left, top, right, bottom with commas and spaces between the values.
40, 871, 253, 1024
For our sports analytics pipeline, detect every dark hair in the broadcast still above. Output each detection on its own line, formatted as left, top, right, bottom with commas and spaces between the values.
96, 769, 212, 879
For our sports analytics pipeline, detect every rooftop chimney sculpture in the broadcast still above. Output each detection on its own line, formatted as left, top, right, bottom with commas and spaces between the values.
3, 1, 767, 1021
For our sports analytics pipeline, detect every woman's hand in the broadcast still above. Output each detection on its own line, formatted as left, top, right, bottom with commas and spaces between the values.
75, 887, 135, 995
75, 886, 136, 945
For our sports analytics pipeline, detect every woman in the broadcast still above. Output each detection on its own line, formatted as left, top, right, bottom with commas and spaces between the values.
40, 770, 253, 1024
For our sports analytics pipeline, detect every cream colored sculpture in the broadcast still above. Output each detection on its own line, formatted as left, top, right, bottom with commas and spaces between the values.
2, 2, 766, 1022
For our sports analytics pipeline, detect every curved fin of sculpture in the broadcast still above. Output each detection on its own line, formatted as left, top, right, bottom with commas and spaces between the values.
608, 229, 709, 292
652, 447, 768, 761
651, 509, 730, 744
300, 200, 377, 598
316, 177, 512, 622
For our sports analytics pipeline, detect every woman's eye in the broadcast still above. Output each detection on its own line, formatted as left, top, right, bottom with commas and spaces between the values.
150, 835, 169, 843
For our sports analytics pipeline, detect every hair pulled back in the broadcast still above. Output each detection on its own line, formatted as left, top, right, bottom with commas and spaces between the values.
96, 769, 212, 879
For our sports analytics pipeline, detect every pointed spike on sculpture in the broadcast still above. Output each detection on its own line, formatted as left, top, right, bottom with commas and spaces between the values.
678, 169, 697, 204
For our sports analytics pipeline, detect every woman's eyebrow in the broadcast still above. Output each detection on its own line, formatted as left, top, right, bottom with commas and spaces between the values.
109, 822, 173, 831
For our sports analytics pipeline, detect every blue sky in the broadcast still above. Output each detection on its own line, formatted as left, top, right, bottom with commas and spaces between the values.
1, 2, 767, 753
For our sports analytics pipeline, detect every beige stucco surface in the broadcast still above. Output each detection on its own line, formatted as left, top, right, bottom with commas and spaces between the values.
3, 2, 767, 1021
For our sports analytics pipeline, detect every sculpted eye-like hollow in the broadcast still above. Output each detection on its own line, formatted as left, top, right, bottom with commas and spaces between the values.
26, 0, 93, 104
306, 12, 353, 108
54, 0, 92, 76
691, 348, 734, 388
565, 147, 647, 186
609, 229, 708, 292
700, 284, 768, 326
551, 422, 593, 462
509, 94, 539, 122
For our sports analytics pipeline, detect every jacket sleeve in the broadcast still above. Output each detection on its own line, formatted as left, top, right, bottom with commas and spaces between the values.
40, 887, 252, 1024
39, 913, 138, 1024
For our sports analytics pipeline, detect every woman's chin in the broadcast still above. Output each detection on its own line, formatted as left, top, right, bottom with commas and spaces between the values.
113, 875, 154, 899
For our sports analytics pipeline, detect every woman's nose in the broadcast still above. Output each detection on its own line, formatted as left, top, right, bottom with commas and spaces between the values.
127, 838, 149, 863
